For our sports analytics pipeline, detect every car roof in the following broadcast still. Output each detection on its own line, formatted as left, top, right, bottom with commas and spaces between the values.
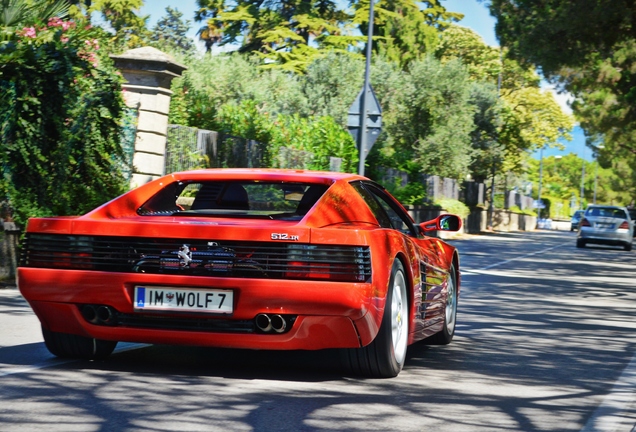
170, 168, 367, 183
586, 205, 627, 209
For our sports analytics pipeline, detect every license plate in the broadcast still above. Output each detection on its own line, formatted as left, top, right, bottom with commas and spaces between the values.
134, 286, 233, 314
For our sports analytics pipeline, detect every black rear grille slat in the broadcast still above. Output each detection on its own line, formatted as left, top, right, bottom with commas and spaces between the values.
20, 234, 372, 282
117, 313, 256, 333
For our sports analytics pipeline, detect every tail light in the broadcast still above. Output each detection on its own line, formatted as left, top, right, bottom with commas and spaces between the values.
49, 252, 93, 269
580, 218, 591, 227
619, 221, 630, 229
286, 261, 363, 281
25, 236, 94, 269
285, 245, 370, 282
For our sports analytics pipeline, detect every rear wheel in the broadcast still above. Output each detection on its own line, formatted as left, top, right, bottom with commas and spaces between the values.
341, 260, 409, 378
42, 326, 117, 360
576, 239, 586, 248
625, 242, 633, 251
426, 263, 458, 345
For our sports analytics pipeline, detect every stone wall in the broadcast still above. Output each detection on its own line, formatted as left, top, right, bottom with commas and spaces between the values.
466, 208, 537, 234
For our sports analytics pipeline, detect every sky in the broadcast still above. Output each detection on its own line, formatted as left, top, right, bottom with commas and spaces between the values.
140, 0, 588, 161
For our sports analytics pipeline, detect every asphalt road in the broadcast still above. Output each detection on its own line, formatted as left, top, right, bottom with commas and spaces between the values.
1, 230, 635, 431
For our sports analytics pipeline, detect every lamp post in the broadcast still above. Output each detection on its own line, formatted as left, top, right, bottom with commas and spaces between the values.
357, 0, 376, 177
579, 159, 585, 209
537, 146, 545, 221
593, 144, 605, 204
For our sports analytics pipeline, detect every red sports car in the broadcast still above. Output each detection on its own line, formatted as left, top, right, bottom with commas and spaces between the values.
18, 169, 461, 377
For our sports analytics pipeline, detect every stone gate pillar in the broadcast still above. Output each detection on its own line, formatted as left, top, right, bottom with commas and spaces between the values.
111, 47, 187, 188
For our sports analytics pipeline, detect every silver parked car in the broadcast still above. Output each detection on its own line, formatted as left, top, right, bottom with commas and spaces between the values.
577, 205, 634, 251
570, 210, 585, 231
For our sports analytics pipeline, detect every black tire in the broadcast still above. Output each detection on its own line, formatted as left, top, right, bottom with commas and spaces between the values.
42, 326, 117, 360
576, 239, 586, 248
341, 260, 409, 378
625, 242, 633, 251
426, 263, 458, 345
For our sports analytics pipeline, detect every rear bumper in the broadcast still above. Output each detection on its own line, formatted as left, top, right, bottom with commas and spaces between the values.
578, 228, 632, 245
18, 268, 384, 350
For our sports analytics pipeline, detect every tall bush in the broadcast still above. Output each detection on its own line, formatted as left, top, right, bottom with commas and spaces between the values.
0, 17, 129, 227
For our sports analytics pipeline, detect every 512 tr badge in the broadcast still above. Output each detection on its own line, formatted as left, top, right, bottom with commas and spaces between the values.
271, 233, 299, 241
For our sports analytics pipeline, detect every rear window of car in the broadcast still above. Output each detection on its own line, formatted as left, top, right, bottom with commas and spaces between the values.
137, 181, 329, 220
585, 207, 628, 219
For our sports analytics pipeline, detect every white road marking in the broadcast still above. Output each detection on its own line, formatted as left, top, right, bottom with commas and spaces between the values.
478, 242, 567, 271
460, 242, 569, 277
581, 351, 636, 432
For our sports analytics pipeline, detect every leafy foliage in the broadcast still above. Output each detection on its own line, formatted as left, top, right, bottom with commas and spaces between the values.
489, 0, 636, 199
434, 198, 470, 219
68, 0, 149, 50
194, 0, 353, 71
375, 55, 475, 180
354, 0, 461, 69
150, 6, 195, 53
390, 181, 427, 205
194, 0, 463, 71
167, 53, 309, 129
213, 100, 358, 172
0, 10, 128, 227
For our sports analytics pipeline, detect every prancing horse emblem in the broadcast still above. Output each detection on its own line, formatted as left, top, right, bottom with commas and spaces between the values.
178, 244, 192, 267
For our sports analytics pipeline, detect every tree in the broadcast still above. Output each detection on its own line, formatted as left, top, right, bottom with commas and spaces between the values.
372, 55, 475, 180
194, 0, 352, 71
436, 24, 573, 187
193, 0, 464, 72
301, 51, 365, 122
489, 0, 636, 199
167, 52, 309, 129
0, 7, 129, 227
436, 25, 501, 82
151, 6, 195, 53
353, 0, 462, 69
67, 0, 149, 50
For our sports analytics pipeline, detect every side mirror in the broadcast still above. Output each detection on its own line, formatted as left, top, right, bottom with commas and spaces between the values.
420, 214, 462, 233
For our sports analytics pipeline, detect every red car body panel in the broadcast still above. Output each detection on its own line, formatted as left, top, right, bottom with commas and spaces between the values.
17, 169, 460, 353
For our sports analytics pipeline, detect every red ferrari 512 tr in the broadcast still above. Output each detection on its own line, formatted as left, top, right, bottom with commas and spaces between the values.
18, 169, 461, 378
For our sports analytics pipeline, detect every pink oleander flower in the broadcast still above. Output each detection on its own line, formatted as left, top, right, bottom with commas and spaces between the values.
22, 27, 36, 38
61, 36, 69, 43
84, 39, 99, 50
48, 17, 62, 27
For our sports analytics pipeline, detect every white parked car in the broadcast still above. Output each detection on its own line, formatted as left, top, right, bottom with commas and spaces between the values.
577, 205, 634, 251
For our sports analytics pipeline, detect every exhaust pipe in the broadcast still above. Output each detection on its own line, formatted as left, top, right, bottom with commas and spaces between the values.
81, 305, 97, 323
97, 306, 114, 324
270, 314, 287, 333
255, 314, 272, 332
255, 314, 288, 333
